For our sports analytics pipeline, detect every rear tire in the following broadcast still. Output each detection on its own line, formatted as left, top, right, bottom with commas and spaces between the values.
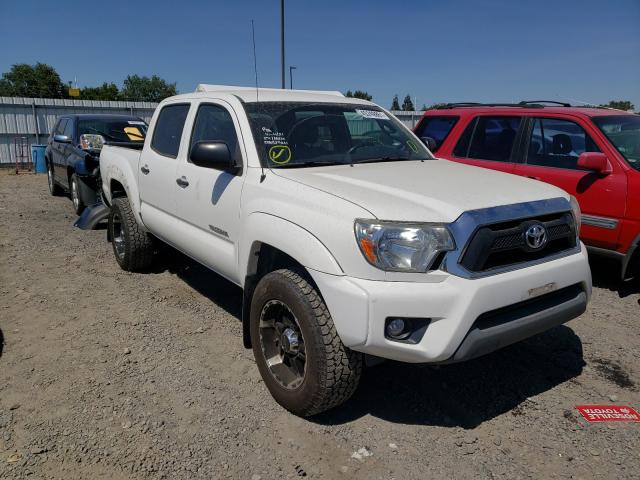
70, 174, 86, 215
250, 268, 362, 416
47, 162, 63, 196
108, 197, 154, 272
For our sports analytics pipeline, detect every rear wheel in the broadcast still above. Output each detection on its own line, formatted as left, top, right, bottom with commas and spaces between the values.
250, 269, 362, 416
108, 197, 154, 272
47, 162, 63, 196
70, 174, 86, 215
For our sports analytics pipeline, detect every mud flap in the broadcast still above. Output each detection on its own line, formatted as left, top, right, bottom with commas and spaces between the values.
74, 202, 109, 230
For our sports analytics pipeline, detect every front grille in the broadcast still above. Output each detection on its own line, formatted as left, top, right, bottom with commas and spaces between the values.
460, 212, 576, 272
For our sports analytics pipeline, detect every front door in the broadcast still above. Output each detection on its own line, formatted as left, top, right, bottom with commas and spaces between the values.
175, 100, 246, 284
514, 116, 627, 249
138, 102, 191, 245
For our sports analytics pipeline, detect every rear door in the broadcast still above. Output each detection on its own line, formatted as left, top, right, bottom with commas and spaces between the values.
514, 116, 627, 249
138, 102, 191, 245
174, 100, 247, 284
447, 115, 523, 175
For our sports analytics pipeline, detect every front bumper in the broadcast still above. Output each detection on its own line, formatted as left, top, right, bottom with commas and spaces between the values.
310, 244, 591, 363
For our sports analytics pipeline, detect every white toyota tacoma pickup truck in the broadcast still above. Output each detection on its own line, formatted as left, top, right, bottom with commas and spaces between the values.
100, 85, 592, 416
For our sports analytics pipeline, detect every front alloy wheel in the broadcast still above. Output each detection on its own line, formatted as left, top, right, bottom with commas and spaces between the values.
259, 299, 307, 390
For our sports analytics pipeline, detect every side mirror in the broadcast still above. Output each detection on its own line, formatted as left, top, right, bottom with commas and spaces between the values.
54, 134, 71, 143
420, 136, 438, 151
577, 152, 610, 174
190, 141, 239, 172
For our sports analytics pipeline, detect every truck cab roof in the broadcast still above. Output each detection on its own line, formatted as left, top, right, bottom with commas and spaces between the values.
160, 84, 374, 106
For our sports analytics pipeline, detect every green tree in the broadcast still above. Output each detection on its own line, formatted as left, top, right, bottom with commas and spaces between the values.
345, 89, 372, 101
401, 95, 415, 111
0, 63, 66, 98
120, 75, 177, 102
600, 100, 634, 111
424, 102, 448, 110
80, 82, 119, 101
391, 94, 400, 110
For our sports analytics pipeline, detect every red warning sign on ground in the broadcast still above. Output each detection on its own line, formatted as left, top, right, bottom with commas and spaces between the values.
575, 405, 640, 422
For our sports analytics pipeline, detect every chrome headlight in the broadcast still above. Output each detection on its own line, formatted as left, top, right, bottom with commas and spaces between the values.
569, 195, 581, 235
354, 220, 455, 272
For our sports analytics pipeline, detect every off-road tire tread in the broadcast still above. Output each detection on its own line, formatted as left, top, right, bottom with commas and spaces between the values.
110, 197, 154, 272
257, 269, 362, 416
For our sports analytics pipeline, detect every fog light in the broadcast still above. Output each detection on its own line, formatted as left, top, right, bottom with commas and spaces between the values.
386, 318, 408, 338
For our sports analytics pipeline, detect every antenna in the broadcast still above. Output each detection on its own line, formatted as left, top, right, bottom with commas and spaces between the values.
251, 20, 267, 182
251, 20, 259, 104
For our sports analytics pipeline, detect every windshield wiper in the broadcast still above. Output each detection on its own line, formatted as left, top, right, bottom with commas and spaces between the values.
274, 161, 348, 169
353, 156, 413, 164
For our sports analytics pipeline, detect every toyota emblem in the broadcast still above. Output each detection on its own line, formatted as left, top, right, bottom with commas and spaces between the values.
525, 224, 547, 249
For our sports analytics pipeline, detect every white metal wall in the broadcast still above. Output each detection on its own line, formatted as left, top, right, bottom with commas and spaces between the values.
0, 97, 158, 165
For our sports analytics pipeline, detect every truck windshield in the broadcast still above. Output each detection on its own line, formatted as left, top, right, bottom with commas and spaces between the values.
244, 102, 433, 168
592, 115, 640, 171
77, 119, 148, 144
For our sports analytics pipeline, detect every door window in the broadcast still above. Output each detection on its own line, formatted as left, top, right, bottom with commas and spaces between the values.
151, 104, 190, 158
526, 117, 600, 170
189, 104, 242, 164
415, 116, 459, 150
55, 119, 67, 136
63, 119, 74, 139
460, 116, 522, 162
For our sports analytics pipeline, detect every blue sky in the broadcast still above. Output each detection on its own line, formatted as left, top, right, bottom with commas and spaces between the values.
1, 0, 638, 108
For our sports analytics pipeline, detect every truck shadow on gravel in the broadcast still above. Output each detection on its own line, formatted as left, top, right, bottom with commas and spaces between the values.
589, 256, 639, 298
314, 325, 584, 429
153, 245, 243, 320
0, 328, 4, 358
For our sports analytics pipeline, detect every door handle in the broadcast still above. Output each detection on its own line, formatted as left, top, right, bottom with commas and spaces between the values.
176, 176, 189, 188
140, 165, 150, 175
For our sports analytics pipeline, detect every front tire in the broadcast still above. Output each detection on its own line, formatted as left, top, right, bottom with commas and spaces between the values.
47, 162, 63, 196
250, 269, 362, 416
70, 174, 86, 215
108, 197, 154, 272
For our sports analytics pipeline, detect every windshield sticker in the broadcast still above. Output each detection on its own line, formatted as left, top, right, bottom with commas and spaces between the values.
127, 120, 146, 125
355, 109, 389, 120
124, 126, 144, 141
261, 126, 288, 146
268, 145, 292, 164
406, 140, 419, 153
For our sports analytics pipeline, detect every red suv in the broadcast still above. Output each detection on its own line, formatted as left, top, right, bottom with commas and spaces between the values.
415, 102, 640, 279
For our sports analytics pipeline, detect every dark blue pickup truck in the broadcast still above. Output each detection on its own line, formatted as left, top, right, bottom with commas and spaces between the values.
46, 114, 147, 215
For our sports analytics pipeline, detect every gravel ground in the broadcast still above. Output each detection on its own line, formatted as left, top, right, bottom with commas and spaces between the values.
0, 172, 638, 480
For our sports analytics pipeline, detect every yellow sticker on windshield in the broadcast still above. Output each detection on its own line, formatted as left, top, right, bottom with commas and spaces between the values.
406, 140, 419, 153
268, 145, 292, 164
124, 126, 144, 141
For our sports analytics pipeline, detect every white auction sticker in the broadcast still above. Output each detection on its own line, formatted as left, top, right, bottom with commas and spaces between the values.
128, 120, 146, 125
355, 109, 389, 120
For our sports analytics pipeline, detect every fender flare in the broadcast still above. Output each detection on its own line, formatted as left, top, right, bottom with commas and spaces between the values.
239, 212, 344, 278
102, 162, 143, 226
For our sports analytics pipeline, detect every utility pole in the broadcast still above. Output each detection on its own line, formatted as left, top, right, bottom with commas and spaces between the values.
289, 66, 297, 89
280, 0, 285, 89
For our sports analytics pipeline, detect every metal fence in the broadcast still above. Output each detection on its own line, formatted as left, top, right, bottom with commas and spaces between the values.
0, 96, 425, 166
0, 97, 158, 166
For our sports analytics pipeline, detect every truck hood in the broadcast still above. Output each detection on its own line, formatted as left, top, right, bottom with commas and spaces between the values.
272, 159, 567, 222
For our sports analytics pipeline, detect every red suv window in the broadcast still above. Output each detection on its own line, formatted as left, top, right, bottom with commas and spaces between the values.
526, 117, 600, 170
454, 116, 522, 162
415, 116, 458, 150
